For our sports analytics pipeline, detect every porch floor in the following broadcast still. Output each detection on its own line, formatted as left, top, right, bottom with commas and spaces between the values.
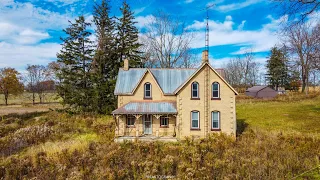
114, 135, 178, 143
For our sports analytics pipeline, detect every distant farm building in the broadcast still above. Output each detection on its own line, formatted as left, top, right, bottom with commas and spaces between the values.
245, 86, 278, 99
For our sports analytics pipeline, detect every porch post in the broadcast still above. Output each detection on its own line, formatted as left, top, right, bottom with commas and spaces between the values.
134, 114, 142, 137
153, 114, 162, 137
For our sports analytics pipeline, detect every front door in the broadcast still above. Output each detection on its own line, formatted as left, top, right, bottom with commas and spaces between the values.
143, 115, 152, 135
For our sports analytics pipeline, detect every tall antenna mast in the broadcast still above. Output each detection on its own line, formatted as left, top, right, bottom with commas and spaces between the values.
203, 4, 215, 54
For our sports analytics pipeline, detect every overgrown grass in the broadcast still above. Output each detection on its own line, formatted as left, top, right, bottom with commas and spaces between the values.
0, 94, 320, 179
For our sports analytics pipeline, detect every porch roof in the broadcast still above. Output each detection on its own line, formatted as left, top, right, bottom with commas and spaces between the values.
112, 101, 177, 115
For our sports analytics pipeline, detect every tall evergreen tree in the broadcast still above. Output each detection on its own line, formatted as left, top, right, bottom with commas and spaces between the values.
57, 16, 94, 112
266, 47, 290, 90
117, 1, 142, 67
92, 0, 119, 114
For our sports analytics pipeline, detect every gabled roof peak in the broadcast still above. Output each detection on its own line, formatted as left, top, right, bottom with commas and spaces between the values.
114, 64, 234, 95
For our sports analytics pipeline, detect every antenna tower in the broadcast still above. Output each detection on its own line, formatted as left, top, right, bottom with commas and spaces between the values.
204, 4, 214, 54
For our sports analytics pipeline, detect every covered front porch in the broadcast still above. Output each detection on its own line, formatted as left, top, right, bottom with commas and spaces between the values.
112, 101, 178, 141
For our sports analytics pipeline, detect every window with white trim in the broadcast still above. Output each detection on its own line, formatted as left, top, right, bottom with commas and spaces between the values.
212, 82, 220, 98
191, 111, 199, 129
126, 115, 135, 126
191, 82, 199, 98
144, 83, 152, 98
160, 116, 169, 127
211, 111, 220, 129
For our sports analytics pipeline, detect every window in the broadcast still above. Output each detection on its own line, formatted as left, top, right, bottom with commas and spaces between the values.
126, 115, 135, 127
191, 111, 200, 129
191, 82, 199, 99
212, 82, 220, 98
211, 111, 220, 130
144, 83, 152, 99
160, 116, 169, 127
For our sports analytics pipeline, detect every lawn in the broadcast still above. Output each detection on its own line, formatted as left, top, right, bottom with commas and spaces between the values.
237, 95, 320, 136
0, 94, 319, 179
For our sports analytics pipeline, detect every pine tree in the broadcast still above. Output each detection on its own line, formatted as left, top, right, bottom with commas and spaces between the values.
117, 1, 142, 67
92, 0, 119, 114
266, 47, 290, 91
57, 16, 94, 112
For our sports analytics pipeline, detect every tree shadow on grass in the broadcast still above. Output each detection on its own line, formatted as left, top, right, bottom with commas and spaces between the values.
236, 119, 248, 136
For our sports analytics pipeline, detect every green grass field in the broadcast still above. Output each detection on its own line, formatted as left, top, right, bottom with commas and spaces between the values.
237, 96, 320, 135
0, 93, 319, 179
0, 92, 60, 105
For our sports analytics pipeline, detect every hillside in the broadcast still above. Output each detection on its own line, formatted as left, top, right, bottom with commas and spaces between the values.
1, 94, 320, 179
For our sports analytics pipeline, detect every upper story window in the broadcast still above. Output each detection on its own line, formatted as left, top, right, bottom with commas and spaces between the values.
191, 111, 200, 129
191, 82, 199, 99
212, 82, 220, 99
144, 82, 152, 99
211, 111, 220, 130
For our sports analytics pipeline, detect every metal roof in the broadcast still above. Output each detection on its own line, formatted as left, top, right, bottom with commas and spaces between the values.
114, 67, 227, 95
246, 86, 268, 93
114, 69, 146, 95
112, 101, 177, 114
150, 69, 196, 94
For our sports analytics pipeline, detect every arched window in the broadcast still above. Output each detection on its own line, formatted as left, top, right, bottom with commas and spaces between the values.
191, 111, 200, 129
191, 82, 199, 99
211, 111, 220, 130
212, 82, 220, 99
144, 83, 152, 99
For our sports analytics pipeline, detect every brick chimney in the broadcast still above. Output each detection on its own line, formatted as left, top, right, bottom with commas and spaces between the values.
124, 59, 129, 71
202, 50, 209, 64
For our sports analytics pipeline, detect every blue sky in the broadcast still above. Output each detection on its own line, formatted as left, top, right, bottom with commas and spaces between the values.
0, 0, 286, 72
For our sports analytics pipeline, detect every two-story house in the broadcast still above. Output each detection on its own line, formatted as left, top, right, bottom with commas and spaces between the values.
112, 50, 238, 141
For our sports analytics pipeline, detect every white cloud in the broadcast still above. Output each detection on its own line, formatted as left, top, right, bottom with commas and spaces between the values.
188, 15, 284, 55
0, 1, 82, 70
237, 20, 246, 30
135, 15, 155, 29
0, 42, 60, 69
0, 22, 50, 44
215, 0, 262, 12
0, 0, 14, 6
206, 0, 224, 6
225, 15, 232, 21
134, 7, 146, 15
46, 0, 82, 6
186, 16, 234, 31
185, 0, 194, 4
210, 57, 268, 69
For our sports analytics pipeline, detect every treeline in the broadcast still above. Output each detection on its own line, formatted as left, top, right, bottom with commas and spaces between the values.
0, 64, 56, 106
223, 22, 320, 93
0, 1, 196, 111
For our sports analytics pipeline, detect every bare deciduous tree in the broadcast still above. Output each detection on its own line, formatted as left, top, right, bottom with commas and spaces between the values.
143, 11, 194, 68
285, 23, 320, 93
273, 0, 320, 27
223, 51, 261, 92
25, 65, 51, 104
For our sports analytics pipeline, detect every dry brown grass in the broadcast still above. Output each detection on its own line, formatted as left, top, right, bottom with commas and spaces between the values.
0, 103, 62, 116
0, 95, 320, 179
